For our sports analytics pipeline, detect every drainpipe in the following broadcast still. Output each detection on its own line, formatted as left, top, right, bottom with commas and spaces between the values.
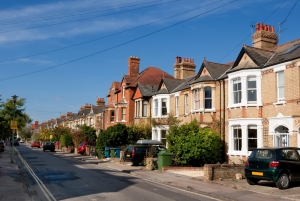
222, 79, 226, 162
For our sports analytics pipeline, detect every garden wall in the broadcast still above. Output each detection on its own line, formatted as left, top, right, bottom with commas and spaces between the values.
203, 164, 245, 181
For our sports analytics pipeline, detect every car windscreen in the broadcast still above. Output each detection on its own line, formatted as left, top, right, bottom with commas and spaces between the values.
250, 149, 274, 160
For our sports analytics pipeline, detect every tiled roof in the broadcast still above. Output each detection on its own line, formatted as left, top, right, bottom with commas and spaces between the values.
129, 67, 174, 87
171, 75, 197, 93
138, 83, 158, 97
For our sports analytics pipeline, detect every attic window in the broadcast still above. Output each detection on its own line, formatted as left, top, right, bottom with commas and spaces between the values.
281, 43, 300, 55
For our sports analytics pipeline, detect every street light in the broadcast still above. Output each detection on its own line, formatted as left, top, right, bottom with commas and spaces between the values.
11, 94, 18, 163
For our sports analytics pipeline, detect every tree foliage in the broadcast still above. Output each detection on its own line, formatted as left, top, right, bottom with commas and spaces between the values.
127, 121, 152, 144
38, 128, 52, 141
167, 120, 223, 166
80, 124, 97, 142
60, 133, 74, 147
52, 126, 71, 142
0, 96, 32, 139
71, 129, 85, 148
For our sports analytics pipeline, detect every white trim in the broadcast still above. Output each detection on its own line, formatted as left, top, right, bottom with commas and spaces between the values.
262, 61, 292, 72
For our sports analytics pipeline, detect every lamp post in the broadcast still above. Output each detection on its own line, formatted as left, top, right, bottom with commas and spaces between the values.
11, 95, 18, 163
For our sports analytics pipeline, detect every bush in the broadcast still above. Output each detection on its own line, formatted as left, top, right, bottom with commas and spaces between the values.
167, 120, 223, 166
60, 133, 74, 147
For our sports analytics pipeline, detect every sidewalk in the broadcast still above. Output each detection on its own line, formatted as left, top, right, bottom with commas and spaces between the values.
0, 145, 30, 201
56, 151, 293, 201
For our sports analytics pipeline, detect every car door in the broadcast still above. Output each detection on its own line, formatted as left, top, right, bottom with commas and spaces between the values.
281, 149, 300, 181
294, 148, 300, 180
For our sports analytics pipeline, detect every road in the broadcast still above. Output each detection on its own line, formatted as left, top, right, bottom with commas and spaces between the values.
15, 144, 224, 201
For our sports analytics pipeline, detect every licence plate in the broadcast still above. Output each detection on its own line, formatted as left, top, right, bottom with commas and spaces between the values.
126, 154, 130, 157
252, 171, 263, 176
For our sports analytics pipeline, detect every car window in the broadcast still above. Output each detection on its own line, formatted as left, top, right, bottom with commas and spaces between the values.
296, 149, 300, 157
254, 150, 273, 159
282, 149, 299, 160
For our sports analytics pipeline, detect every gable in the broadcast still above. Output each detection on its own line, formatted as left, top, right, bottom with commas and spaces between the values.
133, 87, 142, 99
236, 53, 256, 67
200, 67, 212, 78
161, 83, 167, 90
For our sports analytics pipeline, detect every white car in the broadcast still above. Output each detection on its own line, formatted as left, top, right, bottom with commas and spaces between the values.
20, 139, 25, 143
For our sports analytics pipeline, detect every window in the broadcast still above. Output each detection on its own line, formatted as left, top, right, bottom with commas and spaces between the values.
233, 126, 242, 151
135, 101, 140, 117
153, 130, 158, 140
248, 125, 257, 151
110, 110, 115, 122
161, 130, 167, 146
122, 108, 126, 121
277, 71, 284, 101
247, 76, 257, 103
193, 88, 200, 110
233, 78, 242, 104
161, 98, 167, 115
154, 99, 158, 116
122, 86, 125, 98
175, 96, 179, 116
184, 94, 188, 114
90, 118, 94, 126
204, 87, 212, 109
142, 101, 147, 117
81, 120, 84, 125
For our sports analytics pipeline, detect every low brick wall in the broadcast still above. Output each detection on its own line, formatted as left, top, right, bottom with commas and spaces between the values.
162, 166, 203, 172
203, 164, 245, 181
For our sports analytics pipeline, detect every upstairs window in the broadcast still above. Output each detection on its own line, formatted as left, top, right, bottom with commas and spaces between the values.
175, 96, 179, 116
247, 76, 257, 103
184, 94, 188, 114
122, 108, 126, 121
193, 88, 200, 110
135, 101, 140, 117
204, 87, 212, 109
110, 110, 115, 122
161, 98, 167, 116
154, 99, 158, 116
142, 101, 147, 117
233, 78, 242, 104
277, 71, 284, 101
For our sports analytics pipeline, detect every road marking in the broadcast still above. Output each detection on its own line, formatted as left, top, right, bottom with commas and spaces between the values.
15, 148, 56, 201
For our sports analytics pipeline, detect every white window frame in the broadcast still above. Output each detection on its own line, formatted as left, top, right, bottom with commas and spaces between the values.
193, 88, 200, 110
154, 99, 158, 117
233, 78, 242, 104
135, 101, 140, 118
228, 70, 262, 108
277, 71, 285, 102
161, 98, 167, 116
142, 100, 147, 117
175, 96, 179, 116
247, 76, 257, 104
184, 94, 188, 115
204, 87, 212, 109
233, 125, 242, 151
228, 118, 263, 156
122, 107, 126, 121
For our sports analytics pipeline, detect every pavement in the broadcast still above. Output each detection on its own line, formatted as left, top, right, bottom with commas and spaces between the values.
1, 144, 299, 201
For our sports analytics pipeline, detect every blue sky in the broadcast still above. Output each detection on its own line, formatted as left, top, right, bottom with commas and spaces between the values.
0, 0, 299, 124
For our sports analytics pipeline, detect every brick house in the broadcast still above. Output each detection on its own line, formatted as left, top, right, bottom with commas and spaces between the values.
105, 56, 173, 129
226, 23, 300, 163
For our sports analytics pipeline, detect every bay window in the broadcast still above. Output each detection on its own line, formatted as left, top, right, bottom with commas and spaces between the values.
233, 78, 241, 104
247, 76, 257, 103
204, 87, 212, 109
193, 88, 200, 110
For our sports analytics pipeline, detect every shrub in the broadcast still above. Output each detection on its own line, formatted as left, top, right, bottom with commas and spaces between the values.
60, 133, 74, 147
167, 120, 223, 166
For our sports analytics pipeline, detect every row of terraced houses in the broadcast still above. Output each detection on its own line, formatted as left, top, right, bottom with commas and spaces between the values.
33, 23, 300, 163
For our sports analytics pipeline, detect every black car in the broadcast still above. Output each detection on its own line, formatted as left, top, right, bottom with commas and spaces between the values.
43, 142, 55, 152
13, 139, 19, 146
124, 144, 167, 166
245, 147, 300, 189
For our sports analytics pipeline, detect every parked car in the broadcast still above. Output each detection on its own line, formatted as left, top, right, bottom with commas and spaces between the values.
55, 141, 60, 148
124, 140, 167, 166
78, 141, 96, 155
31, 141, 41, 148
0, 140, 5, 151
245, 147, 300, 189
20, 139, 25, 143
13, 139, 19, 146
43, 141, 55, 152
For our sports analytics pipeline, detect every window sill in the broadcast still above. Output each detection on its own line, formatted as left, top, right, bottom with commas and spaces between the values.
227, 151, 251, 156
191, 108, 216, 113
273, 101, 286, 106
228, 103, 262, 109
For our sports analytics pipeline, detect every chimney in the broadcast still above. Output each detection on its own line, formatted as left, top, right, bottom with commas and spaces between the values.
35, 121, 39, 126
67, 112, 73, 117
96, 98, 105, 107
252, 23, 278, 50
128, 56, 140, 77
174, 56, 196, 79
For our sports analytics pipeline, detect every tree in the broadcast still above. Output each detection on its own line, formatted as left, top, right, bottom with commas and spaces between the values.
0, 96, 32, 139
167, 119, 223, 166
52, 126, 71, 142
127, 121, 152, 144
80, 124, 97, 142
71, 129, 85, 148
19, 126, 33, 140
38, 128, 52, 141
60, 133, 74, 147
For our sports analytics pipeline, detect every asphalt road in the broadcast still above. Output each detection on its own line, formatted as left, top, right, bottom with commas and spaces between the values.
15, 144, 225, 201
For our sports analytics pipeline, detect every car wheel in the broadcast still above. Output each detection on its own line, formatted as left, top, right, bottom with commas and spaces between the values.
246, 178, 259, 185
276, 173, 290, 189
43, 149, 45, 152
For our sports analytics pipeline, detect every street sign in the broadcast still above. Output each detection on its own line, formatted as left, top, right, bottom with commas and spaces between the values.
10, 120, 17, 129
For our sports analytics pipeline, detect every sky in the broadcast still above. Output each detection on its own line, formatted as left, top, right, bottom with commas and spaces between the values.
0, 0, 299, 124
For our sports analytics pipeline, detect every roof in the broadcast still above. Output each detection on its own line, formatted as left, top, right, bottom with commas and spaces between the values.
138, 83, 158, 97
171, 75, 197, 93
156, 78, 184, 94
129, 67, 174, 87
